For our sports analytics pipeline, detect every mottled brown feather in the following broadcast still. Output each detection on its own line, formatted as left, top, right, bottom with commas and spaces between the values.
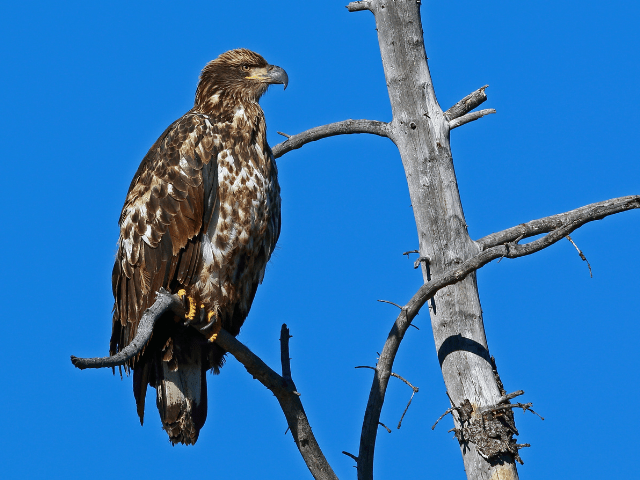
110, 48, 282, 445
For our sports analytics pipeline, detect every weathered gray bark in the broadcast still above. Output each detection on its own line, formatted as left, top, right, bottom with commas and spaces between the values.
348, 1, 518, 478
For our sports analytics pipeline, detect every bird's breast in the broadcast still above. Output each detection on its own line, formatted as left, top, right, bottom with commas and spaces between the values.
196, 138, 279, 324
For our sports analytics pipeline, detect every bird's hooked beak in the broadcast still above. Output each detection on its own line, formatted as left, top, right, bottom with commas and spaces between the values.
267, 65, 288, 90
246, 65, 289, 90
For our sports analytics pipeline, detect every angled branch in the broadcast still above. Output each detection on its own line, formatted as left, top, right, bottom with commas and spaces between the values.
476, 196, 640, 249
432, 406, 456, 430
449, 109, 496, 130
217, 329, 337, 480
70, 288, 183, 369
342, 451, 359, 462
71, 292, 337, 480
444, 85, 489, 121
390, 373, 419, 429
272, 119, 391, 158
359, 194, 640, 470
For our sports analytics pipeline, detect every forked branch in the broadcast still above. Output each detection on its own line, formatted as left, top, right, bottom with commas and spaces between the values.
71, 292, 337, 480
444, 85, 495, 129
271, 84, 495, 162
218, 327, 337, 480
358, 194, 639, 477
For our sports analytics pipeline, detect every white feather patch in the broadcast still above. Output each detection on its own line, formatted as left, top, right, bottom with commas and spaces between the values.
123, 237, 133, 258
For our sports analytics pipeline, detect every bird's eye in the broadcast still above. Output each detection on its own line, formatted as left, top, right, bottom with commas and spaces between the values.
242, 65, 250, 71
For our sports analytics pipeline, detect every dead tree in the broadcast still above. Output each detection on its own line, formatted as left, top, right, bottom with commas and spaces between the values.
72, 1, 639, 479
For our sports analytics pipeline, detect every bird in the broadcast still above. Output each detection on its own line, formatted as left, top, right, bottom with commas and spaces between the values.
109, 48, 287, 445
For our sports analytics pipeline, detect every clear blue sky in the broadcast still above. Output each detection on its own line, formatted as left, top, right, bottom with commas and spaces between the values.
1, 1, 638, 478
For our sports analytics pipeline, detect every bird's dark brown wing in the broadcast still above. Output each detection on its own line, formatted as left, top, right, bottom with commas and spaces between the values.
110, 113, 222, 364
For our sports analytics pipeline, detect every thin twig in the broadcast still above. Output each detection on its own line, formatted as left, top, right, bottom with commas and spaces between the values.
397, 390, 416, 429
277, 131, 291, 138
402, 250, 419, 257
271, 119, 391, 158
482, 402, 545, 421
342, 451, 359, 462
377, 299, 404, 310
390, 372, 418, 391
389, 373, 419, 429
566, 235, 593, 277
432, 407, 456, 430
449, 109, 496, 130
378, 422, 392, 433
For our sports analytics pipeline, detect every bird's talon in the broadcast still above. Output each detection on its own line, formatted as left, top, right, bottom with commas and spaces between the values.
205, 321, 222, 343
193, 311, 221, 342
177, 289, 197, 320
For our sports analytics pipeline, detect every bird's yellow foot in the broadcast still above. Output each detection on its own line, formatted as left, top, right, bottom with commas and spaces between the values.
177, 289, 197, 320
201, 310, 222, 342
176, 295, 221, 342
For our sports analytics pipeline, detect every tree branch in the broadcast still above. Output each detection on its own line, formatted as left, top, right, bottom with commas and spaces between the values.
390, 373, 419, 429
217, 329, 338, 480
346, 1, 372, 12
444, 85, 489, 121
71, 292, 337, 480
70, 288, 183, 370
358, 194, 639, 473
280, 324, 293, 382
476, 196, 640, 250
566, 235, 593, 277
272, 119, 391, 158
449, 109, 496, 130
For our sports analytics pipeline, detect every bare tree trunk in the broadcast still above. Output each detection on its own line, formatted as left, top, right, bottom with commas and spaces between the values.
349, 1, 518, 478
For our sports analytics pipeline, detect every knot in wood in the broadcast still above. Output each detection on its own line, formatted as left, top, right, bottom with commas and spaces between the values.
451, 399, 526, 464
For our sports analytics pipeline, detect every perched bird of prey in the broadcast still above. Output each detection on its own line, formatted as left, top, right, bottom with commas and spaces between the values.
109, 49, 287, 445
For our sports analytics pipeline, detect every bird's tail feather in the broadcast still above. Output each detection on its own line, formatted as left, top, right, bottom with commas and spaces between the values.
155, 334, 208, 445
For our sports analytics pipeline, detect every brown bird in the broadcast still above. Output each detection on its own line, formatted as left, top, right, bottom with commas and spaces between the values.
109, 48, 286, 445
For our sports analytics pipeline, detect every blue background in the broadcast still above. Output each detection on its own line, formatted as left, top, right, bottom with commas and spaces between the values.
1, 1, 638, 478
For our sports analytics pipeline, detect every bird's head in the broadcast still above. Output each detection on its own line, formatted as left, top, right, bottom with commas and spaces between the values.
195, 48, 288, 109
